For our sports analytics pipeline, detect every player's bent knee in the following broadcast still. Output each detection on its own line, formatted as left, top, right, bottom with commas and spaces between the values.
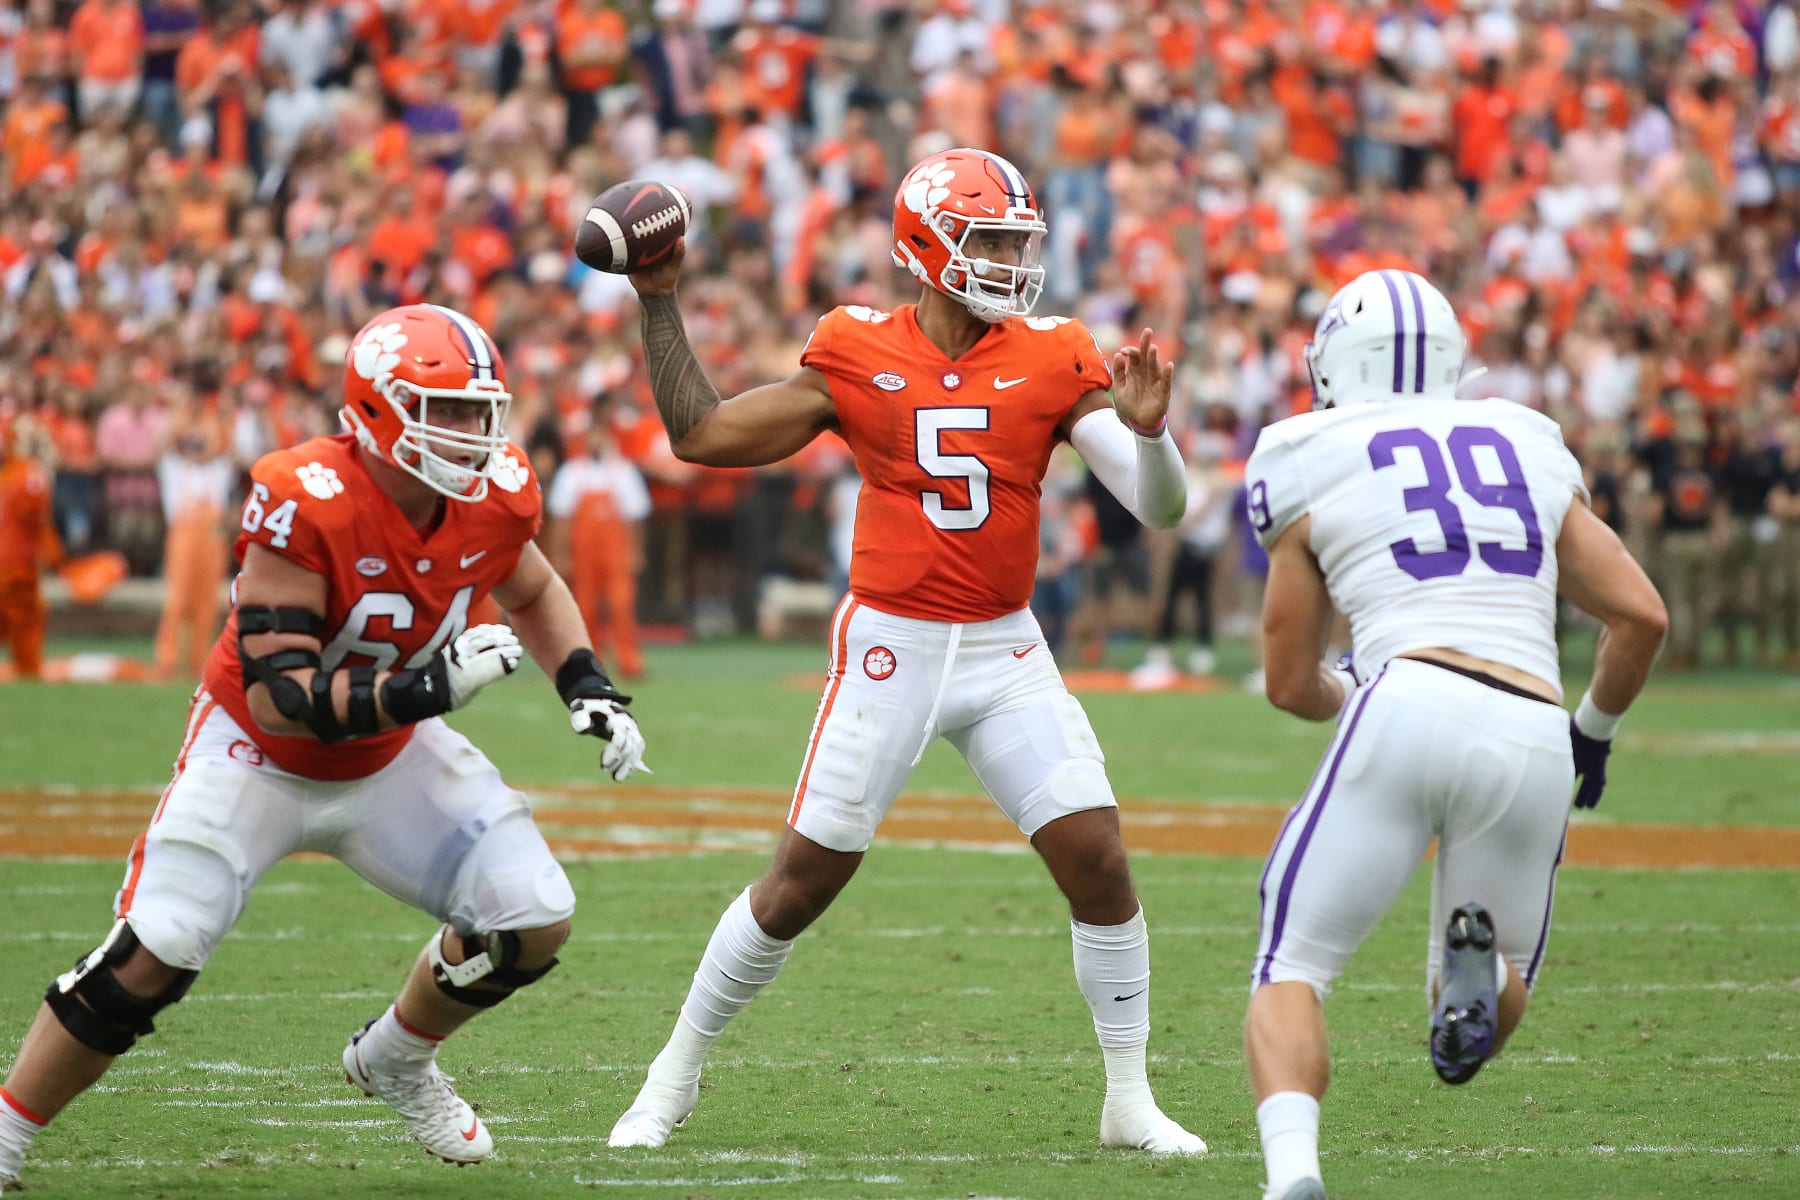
45, 920, 198, 1055
427, 924, 563, 1009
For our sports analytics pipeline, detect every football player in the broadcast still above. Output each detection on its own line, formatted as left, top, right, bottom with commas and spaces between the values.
606, 148, 1206, 1155
1240, 270, 1666, 1200
0, 305, 648, 1188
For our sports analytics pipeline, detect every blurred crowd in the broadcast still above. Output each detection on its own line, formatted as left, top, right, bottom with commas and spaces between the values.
2, 0, 1800, 681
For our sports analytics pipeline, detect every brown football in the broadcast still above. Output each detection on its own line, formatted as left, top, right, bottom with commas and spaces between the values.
575, 180, 691, 274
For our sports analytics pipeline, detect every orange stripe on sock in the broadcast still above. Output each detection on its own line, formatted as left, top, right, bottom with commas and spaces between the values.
0, 1087, 48, 1127
788, 595, 859, 827
392, 1007, 445, 1042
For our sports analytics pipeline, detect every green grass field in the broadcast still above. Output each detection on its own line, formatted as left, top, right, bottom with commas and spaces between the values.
2, 637, 1798, 1198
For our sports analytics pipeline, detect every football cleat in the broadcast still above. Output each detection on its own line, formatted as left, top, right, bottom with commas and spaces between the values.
344, 1020, 493, 1164
607, 1076, 700, 1149
1099, 1100, 1209, 1155
1431, 903, 1499, 1085
1263, 1177, 1327, 1200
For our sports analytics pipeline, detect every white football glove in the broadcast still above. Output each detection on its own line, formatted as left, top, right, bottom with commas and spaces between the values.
443, 624, 523, 709
569, 697, 650, 781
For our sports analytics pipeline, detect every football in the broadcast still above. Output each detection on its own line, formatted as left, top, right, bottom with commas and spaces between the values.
575, 180, 691, 275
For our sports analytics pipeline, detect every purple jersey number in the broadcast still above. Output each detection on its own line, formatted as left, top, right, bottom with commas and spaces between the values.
1368, 426, 1542, 582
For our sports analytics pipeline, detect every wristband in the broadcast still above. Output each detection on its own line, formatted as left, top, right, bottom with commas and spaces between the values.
555, 648, 631, 706
1572, 689, 1622, 740
1123, 413, 1169, 439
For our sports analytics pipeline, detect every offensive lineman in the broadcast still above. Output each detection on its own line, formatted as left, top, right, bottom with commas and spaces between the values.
1240, 270, 1666, 1200
0, 304, 648, 1189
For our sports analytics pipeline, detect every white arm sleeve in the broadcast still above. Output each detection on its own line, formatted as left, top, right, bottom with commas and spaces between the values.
1069, 408, 1188, 529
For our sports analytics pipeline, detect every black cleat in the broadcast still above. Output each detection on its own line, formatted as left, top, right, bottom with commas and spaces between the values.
1431, 903, 1498, 1085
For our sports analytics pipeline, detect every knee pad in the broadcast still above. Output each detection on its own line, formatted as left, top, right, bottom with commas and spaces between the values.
426, 925, 560, 1009
45, 921, 198, 1055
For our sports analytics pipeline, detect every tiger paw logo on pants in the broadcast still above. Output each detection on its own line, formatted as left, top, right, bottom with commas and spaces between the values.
863, 646, 896, 680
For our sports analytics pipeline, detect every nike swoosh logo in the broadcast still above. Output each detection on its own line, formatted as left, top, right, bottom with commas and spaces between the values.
1113, 988, 1147, 1003
994, 376, 1027, 389
460, 551, 487, 568
1011, 645, 1037, 659
462, 1116, 481, 1141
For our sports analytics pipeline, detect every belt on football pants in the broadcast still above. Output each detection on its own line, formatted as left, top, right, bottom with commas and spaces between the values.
1409, 656, 1561, 707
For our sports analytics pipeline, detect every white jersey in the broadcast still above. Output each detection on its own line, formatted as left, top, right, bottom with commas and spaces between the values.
1244, 397, 1588, 692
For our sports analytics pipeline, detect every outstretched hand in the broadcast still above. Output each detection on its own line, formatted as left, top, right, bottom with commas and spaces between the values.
628, 237, 686, 297
1110, 328, 1174, 433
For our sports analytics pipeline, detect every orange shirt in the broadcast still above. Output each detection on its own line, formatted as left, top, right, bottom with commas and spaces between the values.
799, 305, 1112, 621
367, 214, 439, 276
733, 26, 819, 119
556, 5, 628, 92
202, 435, 541, 780
0, 457, 57, 583
2, 97, 68, 189
69, 0, 144, 82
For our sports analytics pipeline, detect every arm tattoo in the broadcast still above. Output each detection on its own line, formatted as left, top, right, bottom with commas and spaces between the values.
639, 292, 721, 444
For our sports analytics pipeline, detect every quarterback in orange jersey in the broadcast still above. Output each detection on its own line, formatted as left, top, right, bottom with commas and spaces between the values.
609, 148, 1205, 1155
0, 305, 649, 1190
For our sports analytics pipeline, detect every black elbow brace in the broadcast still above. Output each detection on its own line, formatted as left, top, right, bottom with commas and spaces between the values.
238, 606, 325, 721
555, 648, 631, 706
306, 664, 381, 743
379, 656, 454, 726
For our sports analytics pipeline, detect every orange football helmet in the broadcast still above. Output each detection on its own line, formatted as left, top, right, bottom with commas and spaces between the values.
339, 304, 513, 502
891, 147, 1046, 323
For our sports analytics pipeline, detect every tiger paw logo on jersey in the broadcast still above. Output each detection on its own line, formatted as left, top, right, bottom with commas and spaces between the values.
296, 462, 345, 500
941, 371, 962, 390
351, 322, 408, 400
863, 646, 896, 680
488, 452, 530, 494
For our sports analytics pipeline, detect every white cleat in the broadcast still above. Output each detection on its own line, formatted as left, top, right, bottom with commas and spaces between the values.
1099, 1101, 1209, 1155
344, 1021, 493, 1165
607, 1077, 700, 1148
1264, 1177, 1326, 1200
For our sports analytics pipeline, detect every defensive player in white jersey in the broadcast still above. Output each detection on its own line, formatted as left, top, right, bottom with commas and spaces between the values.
1239, 270, 1666, 1200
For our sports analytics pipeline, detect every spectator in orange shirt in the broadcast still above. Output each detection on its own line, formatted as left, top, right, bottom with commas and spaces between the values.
2, 75, 69, 190
69, 0, 145, 120
557, 0, 629, 147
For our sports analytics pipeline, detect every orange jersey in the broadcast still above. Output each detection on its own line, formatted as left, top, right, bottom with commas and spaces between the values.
801, 305, 1112, 622
202, 434, 542, 781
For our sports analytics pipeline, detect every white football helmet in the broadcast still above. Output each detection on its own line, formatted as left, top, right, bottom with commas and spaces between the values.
1304, 270, 1467, 410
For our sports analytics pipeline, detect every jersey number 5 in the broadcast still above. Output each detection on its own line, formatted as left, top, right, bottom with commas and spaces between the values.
916, 407, 991, 530
1368, 426, 1542, 581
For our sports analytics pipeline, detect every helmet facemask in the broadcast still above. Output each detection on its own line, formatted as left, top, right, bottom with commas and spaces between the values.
371, 377, 512, 502
929, 212, 1046, 323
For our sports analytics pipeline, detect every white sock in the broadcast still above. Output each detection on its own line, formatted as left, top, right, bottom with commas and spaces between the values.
671, 887, 793, 1066
1070, 907, 1152, 1105
361, 1004, 442, 1068
1256, 1091, 1322, 1193
0, 1087, 47, 1178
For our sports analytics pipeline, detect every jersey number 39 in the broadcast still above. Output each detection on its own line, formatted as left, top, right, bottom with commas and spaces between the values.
1367, 426, 1542, 581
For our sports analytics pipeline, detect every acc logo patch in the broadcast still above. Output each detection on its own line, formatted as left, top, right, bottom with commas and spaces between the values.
863, 646, 896, 680
356, 556, 387, 577
941, 371, 962, 391
296, 462, 345, 500
872, 372, 907, 392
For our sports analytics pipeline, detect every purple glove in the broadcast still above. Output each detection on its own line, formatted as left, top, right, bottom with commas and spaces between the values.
1569, 717, 1611, 810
